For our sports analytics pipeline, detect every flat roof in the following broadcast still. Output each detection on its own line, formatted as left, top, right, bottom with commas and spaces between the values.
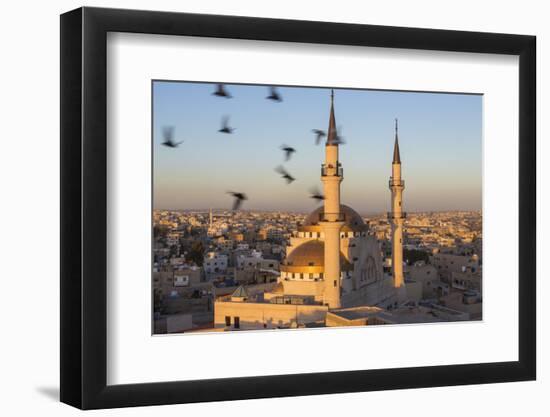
329, 306, 383, 320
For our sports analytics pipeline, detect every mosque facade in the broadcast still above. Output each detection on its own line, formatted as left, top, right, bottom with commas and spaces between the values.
214, 91, 410, 330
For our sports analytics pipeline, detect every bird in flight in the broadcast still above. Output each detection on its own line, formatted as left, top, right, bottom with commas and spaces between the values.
266, 86, 282, 102
275, 166, 295, 184
309, 187, 324, 202
161, 126, 183, 148
312, 129, 326, 145
218, 116, 236, 134
280, 144, 296, 161
227, 191, 247, 210
330, 125, 346, 145
212, 83, 232, 98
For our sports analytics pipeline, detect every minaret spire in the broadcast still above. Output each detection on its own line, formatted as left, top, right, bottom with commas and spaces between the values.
393, 118, 401, 164
389, 119, 406, 298
327, 89, 337, 145
320, 89, 344, 309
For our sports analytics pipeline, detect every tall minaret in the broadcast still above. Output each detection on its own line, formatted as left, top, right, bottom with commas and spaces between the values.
389, 119, 406, 290
320, 90, 345, 309
209, 208, 213, 228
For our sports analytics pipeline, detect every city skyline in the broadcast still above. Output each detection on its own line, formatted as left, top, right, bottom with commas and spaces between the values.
153, 81, 482, 213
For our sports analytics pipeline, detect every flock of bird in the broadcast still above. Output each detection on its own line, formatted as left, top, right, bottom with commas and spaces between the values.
160, 83, 346, 211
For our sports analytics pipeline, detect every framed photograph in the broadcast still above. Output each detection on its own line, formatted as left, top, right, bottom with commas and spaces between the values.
60, 6, 536, 409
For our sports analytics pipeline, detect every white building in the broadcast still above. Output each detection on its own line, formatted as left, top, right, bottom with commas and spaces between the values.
203, 252, 228, 274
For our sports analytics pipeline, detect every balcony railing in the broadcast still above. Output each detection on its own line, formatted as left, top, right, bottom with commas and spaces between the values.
319, 212, 346, 222
389, 178, 405, 187
321, 163, 343, 177
387, 212, 407, 220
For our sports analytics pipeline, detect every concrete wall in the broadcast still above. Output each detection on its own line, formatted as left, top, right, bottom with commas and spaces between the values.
280, 279, 325, 298
325, 312, 368, 327
153, 268, 204, 297
341, 274, 395, 309
405, 281, 423, 302
214, 301, 328, 330
347, 235, 384, 293
431, 253, 480, 281
409, 264, 438, 298
166, 314, 193, 333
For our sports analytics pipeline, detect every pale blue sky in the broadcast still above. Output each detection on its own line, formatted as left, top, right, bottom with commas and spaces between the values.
153, 81, 482, 214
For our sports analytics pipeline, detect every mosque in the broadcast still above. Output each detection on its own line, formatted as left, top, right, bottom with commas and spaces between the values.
214, 91, 414, 330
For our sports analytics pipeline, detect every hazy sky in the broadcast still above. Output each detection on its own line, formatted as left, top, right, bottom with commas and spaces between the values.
153, 81, 482, 214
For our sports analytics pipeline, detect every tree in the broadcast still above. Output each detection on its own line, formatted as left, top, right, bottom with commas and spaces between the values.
187, 241, 205, 266
403, 248, 430, 265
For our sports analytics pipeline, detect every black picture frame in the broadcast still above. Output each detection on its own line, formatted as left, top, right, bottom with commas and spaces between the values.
60, 6, 536, 410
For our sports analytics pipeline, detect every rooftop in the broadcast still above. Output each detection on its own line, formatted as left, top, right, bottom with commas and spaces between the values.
330, 306, 384, 320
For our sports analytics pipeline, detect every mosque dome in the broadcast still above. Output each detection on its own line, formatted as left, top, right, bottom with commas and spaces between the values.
286, 240, 325, 267
302, 204, 367, 232
281, 240, 352, 272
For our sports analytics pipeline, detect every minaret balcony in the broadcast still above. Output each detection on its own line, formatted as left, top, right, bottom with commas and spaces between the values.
387, 212, 407, 220
319, 212, 346, 222
321, 164, 343, 177
389, 178, 405, 187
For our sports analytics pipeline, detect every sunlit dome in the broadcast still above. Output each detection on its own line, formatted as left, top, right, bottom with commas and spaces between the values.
302, 204, 367, 232
281, 240, 352, 272
286, 240, 325, 267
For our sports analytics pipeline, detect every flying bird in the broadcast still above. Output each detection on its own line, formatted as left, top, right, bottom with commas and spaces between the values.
309, 187, 324, 202
266, 86, 282, 102
332, 125, 346, 145
161, 126, 183, 148
280, 144, 296, 161
218, 116, 236, 134
312, 129, 326, 145
227, 191, 247, 210
275, 165, 295, 184
212, 83, 232, 98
